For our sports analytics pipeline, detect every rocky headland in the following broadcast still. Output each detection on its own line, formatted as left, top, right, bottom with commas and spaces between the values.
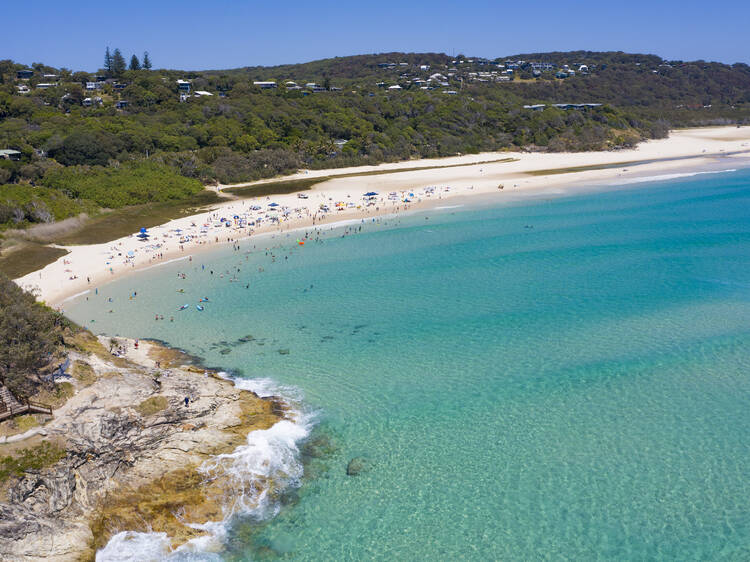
0, 333, 288, 561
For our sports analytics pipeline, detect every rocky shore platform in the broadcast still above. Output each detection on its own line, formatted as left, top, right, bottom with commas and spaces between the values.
0, 332, 287, 561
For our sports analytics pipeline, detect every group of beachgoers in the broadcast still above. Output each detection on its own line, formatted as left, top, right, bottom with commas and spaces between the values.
49, 184, 460, 316
74, 211, 411, 327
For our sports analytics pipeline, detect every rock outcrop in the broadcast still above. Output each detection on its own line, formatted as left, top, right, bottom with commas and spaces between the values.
346, 456, 373, 476
0, 338, 285, 561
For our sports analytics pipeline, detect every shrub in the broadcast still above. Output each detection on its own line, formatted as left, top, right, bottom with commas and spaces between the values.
0, 441, 66, 483
0, 272, 69, 398
41, 161, 203, 208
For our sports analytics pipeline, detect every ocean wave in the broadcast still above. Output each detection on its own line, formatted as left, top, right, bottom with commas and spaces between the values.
616, 168, 737, 185
59, 289, 91, 303
96, 375, 312, 561
139, 255, 192, 271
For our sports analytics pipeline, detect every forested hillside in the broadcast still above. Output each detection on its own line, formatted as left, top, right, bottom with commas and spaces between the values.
0, 50, 749, 232
0, 273, 70, 398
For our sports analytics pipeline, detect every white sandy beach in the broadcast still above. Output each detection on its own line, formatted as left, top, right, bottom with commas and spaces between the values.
15, 126, 750, 306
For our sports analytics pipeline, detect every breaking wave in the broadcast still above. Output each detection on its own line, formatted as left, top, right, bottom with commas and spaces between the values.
616, 168, 737, 185
96, 375, 313, 561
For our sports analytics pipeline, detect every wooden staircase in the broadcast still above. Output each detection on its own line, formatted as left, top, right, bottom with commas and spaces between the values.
0, 385, 53, 422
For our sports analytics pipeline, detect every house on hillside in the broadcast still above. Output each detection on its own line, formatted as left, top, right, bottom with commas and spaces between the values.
0, 149, 22, 161
115, 100, 129, 109
388, 84, 402, 90
36, 83, 57, 89
86, 81, 105, 90
194, 90, 213, 97
82, 97, 103, 107
16, 69, 33, 80
552, 103, 602, 110
253, 81, 277, 89
16, 84, 30, 94
531, 63, 555, 72
177, 79, 192, 93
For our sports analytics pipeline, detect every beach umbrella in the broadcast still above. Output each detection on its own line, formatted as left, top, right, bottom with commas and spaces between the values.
140, 227, 147, 234
175, 228, 182, 233
137, 232, 149, 239
127, 251, 135, 257
268, 202, 279, 207
364, 191, 378, 197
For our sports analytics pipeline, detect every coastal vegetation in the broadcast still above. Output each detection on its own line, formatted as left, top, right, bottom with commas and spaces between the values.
0, 272, 70, 399
0, 441, 66, 484
0, 50, 748, 260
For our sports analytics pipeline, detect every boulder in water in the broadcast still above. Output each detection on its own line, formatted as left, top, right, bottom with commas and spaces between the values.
346, 457, 372, 476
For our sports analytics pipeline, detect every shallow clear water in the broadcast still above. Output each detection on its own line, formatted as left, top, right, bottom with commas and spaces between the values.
68, 168, 750, 560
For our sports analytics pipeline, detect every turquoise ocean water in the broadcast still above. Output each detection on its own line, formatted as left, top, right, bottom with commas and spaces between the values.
67, 166, 750, 560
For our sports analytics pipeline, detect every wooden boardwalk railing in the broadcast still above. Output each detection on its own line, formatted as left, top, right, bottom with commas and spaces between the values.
0, 388, 53, 421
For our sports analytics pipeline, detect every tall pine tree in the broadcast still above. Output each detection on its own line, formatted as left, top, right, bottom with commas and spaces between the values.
112, 48, 126, 77
143, 51, 152, 70
129, 54, 141, 71
104, 47, 113, 76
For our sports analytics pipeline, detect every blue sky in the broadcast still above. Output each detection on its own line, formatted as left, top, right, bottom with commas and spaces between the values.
2, 0, 748, 70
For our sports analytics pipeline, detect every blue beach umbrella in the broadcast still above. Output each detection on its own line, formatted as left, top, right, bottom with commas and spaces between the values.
140, 227, 147, 233
364, 191, 378, 197
268, 202, 280, 207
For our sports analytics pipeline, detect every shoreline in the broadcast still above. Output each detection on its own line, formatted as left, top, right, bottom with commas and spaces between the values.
14, 126, 750, 306
0, 332, 303, 561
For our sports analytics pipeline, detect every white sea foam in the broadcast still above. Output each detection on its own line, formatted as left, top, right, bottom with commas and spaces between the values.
96, 532, 172, 561
59, 289, 91, 303
96, 375, 312, 561
616, 168, 737, 185
139, 255, 192, 271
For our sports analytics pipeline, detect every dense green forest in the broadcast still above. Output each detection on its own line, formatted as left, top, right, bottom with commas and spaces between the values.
0, 50, 749, 232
